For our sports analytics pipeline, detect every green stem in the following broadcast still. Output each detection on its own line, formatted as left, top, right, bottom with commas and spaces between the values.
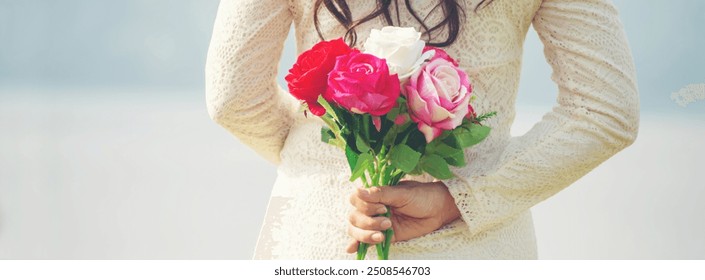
356, 169, 375, 260
381, 170, 404, 260
389, 171, 400, 183
357, 242, 369, 260
375, 242, 385, 260
379, 164, 389, 186
383, 208, 394, 260
361, 173, 370, 188
357, 147, 408, 260
373, 153, 387, 259
372, 167, 381, 187
320, 114, 346, 148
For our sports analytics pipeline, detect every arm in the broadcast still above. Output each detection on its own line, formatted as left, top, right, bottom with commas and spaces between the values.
443, 0, 640, 235
205, 0, 297, 164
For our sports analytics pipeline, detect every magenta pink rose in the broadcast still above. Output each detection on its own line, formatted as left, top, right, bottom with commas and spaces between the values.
404, 55, 472, 143
324, 50, 400, 116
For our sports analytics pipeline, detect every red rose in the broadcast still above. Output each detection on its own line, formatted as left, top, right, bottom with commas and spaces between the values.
285, 38, 352, 116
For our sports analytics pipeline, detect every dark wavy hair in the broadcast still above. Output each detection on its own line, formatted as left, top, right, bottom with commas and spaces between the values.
314, 0, 494, 47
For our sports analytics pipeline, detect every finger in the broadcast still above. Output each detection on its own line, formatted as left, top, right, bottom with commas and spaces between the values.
345, 239, 358, 254
350, 188, 388, 216
358, 186, 412, 208
349, 210, 392, 231
347, 225, 386, 244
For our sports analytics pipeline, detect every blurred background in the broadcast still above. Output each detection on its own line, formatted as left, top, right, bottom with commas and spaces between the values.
0, 0, 703, 259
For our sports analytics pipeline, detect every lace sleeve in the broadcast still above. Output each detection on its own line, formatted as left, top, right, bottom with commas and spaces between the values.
205, 0, 297, 164
443, 0, 640, 235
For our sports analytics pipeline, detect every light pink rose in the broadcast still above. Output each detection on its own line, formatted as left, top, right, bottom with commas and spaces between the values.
403, 55, 472, 143
422, 46, 460, 67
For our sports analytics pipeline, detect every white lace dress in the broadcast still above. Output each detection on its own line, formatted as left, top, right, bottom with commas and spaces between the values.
205, 0, 639, 259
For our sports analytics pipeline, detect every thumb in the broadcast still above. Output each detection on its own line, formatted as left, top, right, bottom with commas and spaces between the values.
357, 184, 413, 208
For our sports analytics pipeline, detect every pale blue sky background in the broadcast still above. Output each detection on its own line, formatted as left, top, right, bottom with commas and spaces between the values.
1, 0, 704, 116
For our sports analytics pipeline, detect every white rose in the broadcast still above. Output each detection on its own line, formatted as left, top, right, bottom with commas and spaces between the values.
363, 26, 430, 80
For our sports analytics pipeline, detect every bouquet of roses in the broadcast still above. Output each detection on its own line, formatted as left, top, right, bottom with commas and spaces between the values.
285, 26, 495, 260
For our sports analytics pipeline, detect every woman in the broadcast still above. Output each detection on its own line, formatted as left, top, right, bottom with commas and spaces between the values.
205, 0, 639, 259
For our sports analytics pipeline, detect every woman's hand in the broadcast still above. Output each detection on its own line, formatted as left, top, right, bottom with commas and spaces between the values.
345, 180, 461, 254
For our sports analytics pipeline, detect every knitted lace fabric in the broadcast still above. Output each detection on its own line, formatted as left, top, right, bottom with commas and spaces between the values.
205, 0, 639, 259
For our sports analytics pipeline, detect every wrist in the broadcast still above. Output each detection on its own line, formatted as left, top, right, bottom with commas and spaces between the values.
435, 181, 461, 225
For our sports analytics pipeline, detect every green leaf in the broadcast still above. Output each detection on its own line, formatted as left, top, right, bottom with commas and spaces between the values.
408, 164, 423, 175
345, 145, 358, 172
382, 127, 398, 147
321, 127, 336, 144
385, 107, 401, 123
386, 96, 407, 123
430, 142, 456, 157
453, 124, 491, 148
444, 154, 466, 167
350, 152, 373, 182
441, 134, 461, 149
420, 154, 453, 179
359, 114, 371, 143
339, 110, 355, 132
389, 144, 422, 173
396, 96, 408, 110
404, 129, 427, 152
472, 111, 497, 123
433, 142, 466, 167
355, 134, 371, 153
